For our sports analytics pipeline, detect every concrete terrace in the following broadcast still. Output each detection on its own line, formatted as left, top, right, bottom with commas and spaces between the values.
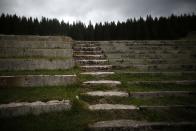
0, 35, 196, 130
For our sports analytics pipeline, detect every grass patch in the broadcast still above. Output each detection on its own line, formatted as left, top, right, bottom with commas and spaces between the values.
109, 73, 196, 82
1, 100, 196, 131
124, 84, 196, 92
80, 95, 196, 106
0, 84, 80, 104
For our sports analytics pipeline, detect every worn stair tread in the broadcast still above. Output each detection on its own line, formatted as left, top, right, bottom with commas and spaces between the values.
129, 91, 196, 98
74, 54, 104, 57
0, 100, 71, 117
80, 72, 115, 75
77, 59, 108, 62
84, 91, 129, 97
89, 120, 196, 129
83, 80, 121, 84
89, 104, 138, 110
115, 71, 196, 74
74, 51, 102, 54
139, 105, 196, 110
81, 65, 112, 69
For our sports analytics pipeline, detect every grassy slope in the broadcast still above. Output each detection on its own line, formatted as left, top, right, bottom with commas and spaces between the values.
0, 68, 196, 130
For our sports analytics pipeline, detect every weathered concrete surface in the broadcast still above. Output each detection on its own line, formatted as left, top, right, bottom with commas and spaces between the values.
83, 80, 121, 87
128, 80, 196, 85
74, 51, 102, 55
85, 91, 129, 97
115, 71, 196, 75
80, 72, 115, 76
0, 48, 73, 57
139, 105, 196, 111
81, 65, 112, 71
0, 41, 72, 49
76, 59, 108, 65
74, 55, 105, 59
0, 100, 71, 117
129, 91, 196, 98
88, 120, 196, 131
0, 58, 74, 70
89, 104, 138, 110
0, 35, 75, 70
0, 35, 72, 42
97, 40, 196, 71
0, 75, 77, 87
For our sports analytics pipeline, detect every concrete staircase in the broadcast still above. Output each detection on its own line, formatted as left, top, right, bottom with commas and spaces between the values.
74, 41, 196, 131
73, 41, 119, 87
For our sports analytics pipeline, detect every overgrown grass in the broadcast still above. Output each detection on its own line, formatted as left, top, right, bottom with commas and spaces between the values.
0, 84, 80, 104
109, 73, 196, 82
80, 95, 196, 106
1, 99, 196, 131
123, 83, 196, 92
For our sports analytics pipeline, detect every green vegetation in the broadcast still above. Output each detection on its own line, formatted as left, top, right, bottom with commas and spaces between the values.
0, 64, 196, 130
1, 100, 196, 131
81, 95, 196, 106
0, 84, 80, 104
108, 73, 196, 84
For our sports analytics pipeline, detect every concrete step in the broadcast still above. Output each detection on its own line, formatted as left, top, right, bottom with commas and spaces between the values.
129, 91, 196, 98
73, 43, 99, 47
128, 80, 196, 85
88, 120, 196, 131
74, 55, 105, 59
73, 50, 103, 55
113, 64, 196, 71
109, 58, 196, 65
0, 100, 71, 117
81, 65, 112, 71
107, 53, 195, 59
139, 105, 196, 110
83, 80, 121, 87
73, 47, 101, 51
76, 60, 109, 65
80, 72, 115, 76
114, 71, 196, 75
88, 104, 138, 110
84, 91, 129, 97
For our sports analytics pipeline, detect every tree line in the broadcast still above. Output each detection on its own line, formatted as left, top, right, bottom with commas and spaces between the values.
0, 13, 196, 40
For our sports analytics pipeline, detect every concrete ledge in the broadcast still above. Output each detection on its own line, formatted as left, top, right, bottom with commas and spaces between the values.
129, 91, 196, 98
84, 91, 128, 97
128, 80, 196, 85
0, 100, 71, 117
81, 65, 112, 71
89, 120, 196, 131
0, 75, 77, 87
0, 35, 72, 42
80, 72, 115, 76
0, 48, 73, 57
0, 41, 72, 49
83, 80, 121, 87
89, 104, 138, 110
139, 105, 196, 111
0, 58, 74, 70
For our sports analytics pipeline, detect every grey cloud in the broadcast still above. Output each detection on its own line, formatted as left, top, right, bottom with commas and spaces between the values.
0, 0, 196, 24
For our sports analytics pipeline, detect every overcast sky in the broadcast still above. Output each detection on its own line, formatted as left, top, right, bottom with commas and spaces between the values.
0, 0, 196, 24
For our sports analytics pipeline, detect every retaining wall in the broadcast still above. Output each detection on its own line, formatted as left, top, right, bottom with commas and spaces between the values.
0, 75, 77, 87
